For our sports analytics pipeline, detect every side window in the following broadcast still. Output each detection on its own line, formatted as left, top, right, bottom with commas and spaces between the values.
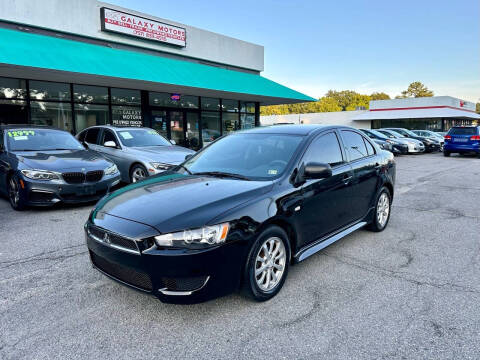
102, 130, 119, 147
0, 131, 4, 149
341, 130, 368, 161
302, 132, 344, 166
364, 138, 376, 156
85, 128, 100, 144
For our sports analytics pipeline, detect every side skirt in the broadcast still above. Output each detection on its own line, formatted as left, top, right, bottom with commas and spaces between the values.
294, 221, 367, 263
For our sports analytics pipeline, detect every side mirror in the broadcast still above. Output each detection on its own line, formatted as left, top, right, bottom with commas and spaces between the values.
170, 139, 176, 145
304, 162, 332, 180
104, 141, 117, 148
185, 154, 193, 160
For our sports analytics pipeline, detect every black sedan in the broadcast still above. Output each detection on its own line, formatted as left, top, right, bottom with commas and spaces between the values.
0, 126, 121, 210
85, 125, 395, 303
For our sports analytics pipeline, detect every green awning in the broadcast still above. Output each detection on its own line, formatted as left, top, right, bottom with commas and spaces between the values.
0, 27, 315, 104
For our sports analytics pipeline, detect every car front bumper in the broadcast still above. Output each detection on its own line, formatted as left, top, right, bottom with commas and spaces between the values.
407, 143, 425, 153
20, 173, 121, 206
391, 143, 409, 154
85, 219, 250, 304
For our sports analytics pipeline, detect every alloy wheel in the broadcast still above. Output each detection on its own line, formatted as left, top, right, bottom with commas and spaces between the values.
131, 167, 146, 183
376, 192, 390, 228
9, 177, 20, 206
255, 237, 286, 292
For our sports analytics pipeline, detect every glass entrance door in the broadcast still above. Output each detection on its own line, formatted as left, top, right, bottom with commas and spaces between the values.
151, 110, 168, 139
185, 112, 200, 150
169, 111, 185, 146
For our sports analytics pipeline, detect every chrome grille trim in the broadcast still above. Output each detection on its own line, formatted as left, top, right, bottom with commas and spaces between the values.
87, 225, 141, 255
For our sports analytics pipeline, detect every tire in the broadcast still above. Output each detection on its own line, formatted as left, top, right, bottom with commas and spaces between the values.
130, 164, 148, 183
7, 174, 26, 211
367, 187, 391, 232
242, 225, 291, 301
443, 151, 450, 157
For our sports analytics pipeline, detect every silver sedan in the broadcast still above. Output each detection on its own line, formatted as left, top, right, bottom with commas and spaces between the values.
77, 126, 195, 183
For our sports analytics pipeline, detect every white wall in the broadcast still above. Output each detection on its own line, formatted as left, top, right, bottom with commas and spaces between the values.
0, 0, 264, 72
370, 96, 476, 111
261, 110, 370, 129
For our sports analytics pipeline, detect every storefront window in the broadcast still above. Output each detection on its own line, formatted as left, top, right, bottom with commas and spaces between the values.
73, 85, 109, 104
241, 114, 255, 129
30, 101, 73, 132
201, 97, 220, 111
111, 88, 141, 105
0, 77, 26, 99
149, 92, 198, 108
201, 112, 221, 146
222, 112, 239, 134
30, 81, 71, 101
222, 99, 239, 112
240, 101, 255, 113
112, 106, 142, 127
74, 104, 109, 133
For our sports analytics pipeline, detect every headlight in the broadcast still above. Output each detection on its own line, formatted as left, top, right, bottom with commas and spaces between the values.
150, 162, 172, 171
155, 223, 229, 249
21, 169, 60, 181
104, 164, 118, 175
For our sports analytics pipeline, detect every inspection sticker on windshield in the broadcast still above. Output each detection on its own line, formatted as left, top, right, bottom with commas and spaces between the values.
268, 169, 278, 175
119, 132, 133, 139
148, 130, 159, 135
7, 130, 35, 138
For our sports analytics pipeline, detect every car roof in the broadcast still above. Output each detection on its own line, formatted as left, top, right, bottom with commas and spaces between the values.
240, 124, 355, 136
0, 124, 65, 131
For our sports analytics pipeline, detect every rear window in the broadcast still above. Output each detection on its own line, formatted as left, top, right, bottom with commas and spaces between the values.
449, 127, 478, 135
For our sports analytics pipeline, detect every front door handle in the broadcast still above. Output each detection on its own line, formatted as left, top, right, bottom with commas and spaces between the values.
342, 174, 353, 184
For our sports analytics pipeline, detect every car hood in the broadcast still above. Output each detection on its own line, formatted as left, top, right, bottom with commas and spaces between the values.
126, 145, 195, 165
15, 149, 112, 171
94, 173, 273, 233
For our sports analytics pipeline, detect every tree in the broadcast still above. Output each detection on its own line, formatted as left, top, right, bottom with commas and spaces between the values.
370, 92, 391, 100
396, 81, 434, 98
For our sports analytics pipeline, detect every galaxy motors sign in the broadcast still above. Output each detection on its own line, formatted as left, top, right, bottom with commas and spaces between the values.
100, 8, 186, 47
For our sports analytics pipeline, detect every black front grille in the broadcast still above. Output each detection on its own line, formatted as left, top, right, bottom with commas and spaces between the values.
61, 189, 108, 202
62, 172, 85, 184
161, 276, 208, 291
90, 251, 152, 291
86, 170, 104, 182
88, 225, 138, 251
29, 191, 55, 203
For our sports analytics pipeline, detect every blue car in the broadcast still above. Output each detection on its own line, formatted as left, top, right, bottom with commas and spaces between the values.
443, 126, 480, 157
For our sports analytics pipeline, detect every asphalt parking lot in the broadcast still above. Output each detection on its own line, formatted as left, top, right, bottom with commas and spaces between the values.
1, 152, 479, 360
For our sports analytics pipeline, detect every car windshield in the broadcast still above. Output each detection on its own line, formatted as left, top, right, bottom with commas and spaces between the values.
116, 129, 171, 147
5, 129, 84, 151
385, 130, 405, 138
369, 130, 389, 140
182, 133, 304, 180
399, 129, 419, 137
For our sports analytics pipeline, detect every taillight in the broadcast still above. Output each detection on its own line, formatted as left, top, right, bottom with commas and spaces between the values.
470, 135, 480, 141
444, 135, 451, 140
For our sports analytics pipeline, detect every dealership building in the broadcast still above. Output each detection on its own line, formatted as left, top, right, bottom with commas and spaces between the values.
261, 96, 480, 131
0, 0, 313, 149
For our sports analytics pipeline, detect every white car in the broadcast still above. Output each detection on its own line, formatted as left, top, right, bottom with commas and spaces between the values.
377, 129, 425, 153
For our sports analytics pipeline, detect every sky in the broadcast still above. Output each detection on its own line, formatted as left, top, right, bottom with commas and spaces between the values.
109, 0, 480, 102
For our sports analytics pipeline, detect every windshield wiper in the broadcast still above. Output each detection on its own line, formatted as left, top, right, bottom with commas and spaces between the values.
193, 171, 251, 181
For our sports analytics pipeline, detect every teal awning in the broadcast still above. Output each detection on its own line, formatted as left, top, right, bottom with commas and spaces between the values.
0, 27, 315, 104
